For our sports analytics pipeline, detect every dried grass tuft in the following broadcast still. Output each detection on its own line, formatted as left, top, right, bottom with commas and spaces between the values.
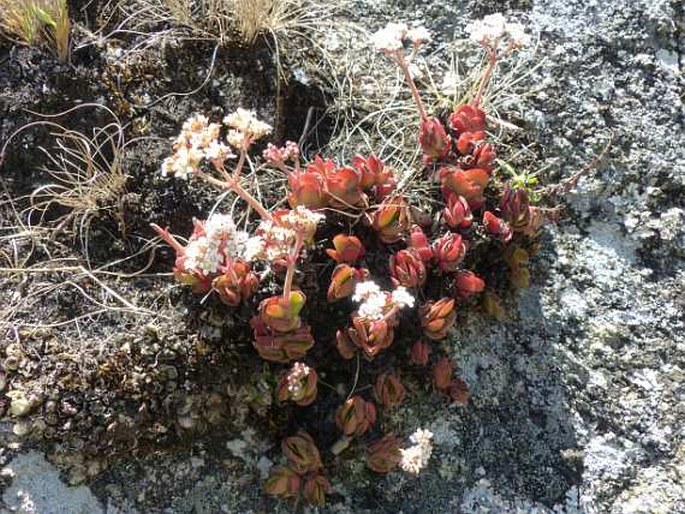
0, 0, 70, 61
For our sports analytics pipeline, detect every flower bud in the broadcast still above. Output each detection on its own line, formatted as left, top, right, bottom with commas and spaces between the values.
326, 234, 366, 264
409, 340, 431, 366
453, 270, 486, 299
432, 232, 466, 272
373, 371, 406, 409
433, 356, 455, 390
389, 249, 427, 288
366, 434, 402, 474
420, 298, 457, 341
335, 396, 377, 437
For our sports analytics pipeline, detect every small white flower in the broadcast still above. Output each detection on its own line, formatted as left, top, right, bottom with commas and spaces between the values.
466, 14, 529, 49
243, 235, 265, 261
357, 292, 388, 320
223, 108, 272, 140
391, 286, 415, 308
352, 281, 382, 302
204, 140, 233, 162
226, 129, 246, 149
280, 206, 325, 236
506, 22, 530, 47
407, 26, 431, 45
400, 428, 433, 475
466, 13, 506, 44
286, 362, 311, 396
371, 22, 408, 53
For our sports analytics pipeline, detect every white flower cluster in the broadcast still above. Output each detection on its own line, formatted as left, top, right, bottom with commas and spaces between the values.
162, 114, 233, 179
286, 362, 311, 396
280, 206, 326, 237
352, 281, 415, 320
245, 207, 323, 263
183, 214, 248, 275
400, 428, 434, 475
161, 109, 273, 179
224, 108, 273, 150
466, 13, 530, 48
371, 22, 432, 53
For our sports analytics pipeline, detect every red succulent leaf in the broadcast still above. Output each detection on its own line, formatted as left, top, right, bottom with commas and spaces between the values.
453, 270, 486, 299
440, 167, 490, 210
326, 234, 366, 264
282, 430, 322, 474
448, 378, 470, 405
456, 130, 486, 155
325, 166, 365, 209
327, 264, 369, 302
212, 261, 259, 306
389, 249, 427, 288
335, 396, 377, 437
371, 195, 410, 244
443, 193, 473, 230
432, 232, 466, 272
409, 339, 431, 366
449, 104, 486, 134
499, 187, 531, 231
433, 356, 456, 390
419, 116, 452, 161
287, 171, 327, 209
264, 465, 301, 499
373, 371, 406, 409
407, 225, 434, 263
303, 474, 332, 506
420, 298, 457, 341
366, 434, 402, 474
483, 211, 513, 243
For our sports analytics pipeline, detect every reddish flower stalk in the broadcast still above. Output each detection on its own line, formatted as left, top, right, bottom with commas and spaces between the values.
473, 49, 499, 108
282, 231, 305, 300
388, 50, 428, 122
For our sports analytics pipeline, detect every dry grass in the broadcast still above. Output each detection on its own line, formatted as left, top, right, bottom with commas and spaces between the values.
118, 0, 338, 47
0, 0, 70, 61
1, 104, 130, 267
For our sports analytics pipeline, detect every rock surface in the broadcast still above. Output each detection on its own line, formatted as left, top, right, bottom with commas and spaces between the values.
1, 0, 683, 513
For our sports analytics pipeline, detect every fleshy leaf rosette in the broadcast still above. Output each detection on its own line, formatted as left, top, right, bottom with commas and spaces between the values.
335, 396, 377, 437
420, 298, 457, 341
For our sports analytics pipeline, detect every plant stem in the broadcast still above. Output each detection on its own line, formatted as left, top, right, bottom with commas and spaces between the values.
394, 52, 428, 122
282, 232, 304, 299
150, 223, 185, 254
196, 170, 272, 221
473, 50, 498, 108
